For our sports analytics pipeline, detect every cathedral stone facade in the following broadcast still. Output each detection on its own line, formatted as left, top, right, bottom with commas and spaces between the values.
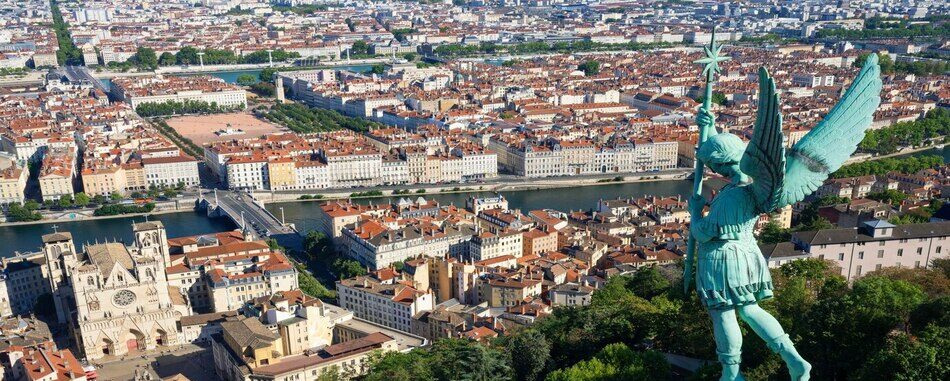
43, 222, 188, 360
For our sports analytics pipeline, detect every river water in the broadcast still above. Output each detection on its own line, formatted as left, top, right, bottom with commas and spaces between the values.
0, 180, 711, 255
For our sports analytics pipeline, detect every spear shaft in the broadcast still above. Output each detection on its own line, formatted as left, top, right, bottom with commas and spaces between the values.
684, 28, 727, 294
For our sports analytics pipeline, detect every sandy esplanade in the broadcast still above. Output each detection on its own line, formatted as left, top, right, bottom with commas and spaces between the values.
165, 112, 287, 145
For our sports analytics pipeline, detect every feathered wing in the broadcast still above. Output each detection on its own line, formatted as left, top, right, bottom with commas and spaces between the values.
740, 67, 786, 213
779, 54, 883, 207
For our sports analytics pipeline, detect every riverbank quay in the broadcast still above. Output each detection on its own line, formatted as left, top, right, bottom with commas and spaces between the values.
250, 168, 694, 203
0, 196, 198, 227
88, 58, 391, 79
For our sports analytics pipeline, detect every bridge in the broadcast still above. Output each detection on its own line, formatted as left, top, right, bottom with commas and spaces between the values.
63, 66, 109, 93
198, 189, 303, 251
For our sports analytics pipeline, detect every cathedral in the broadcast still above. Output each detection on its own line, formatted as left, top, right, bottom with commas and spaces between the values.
42, 221, 188, 360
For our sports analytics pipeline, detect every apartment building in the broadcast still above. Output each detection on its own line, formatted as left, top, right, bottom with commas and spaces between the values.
225, 156, 270, 190
477, 277, 542, 308
1, 341, 87, 381
549, 282, 595, 307
337, 275, 434, 333
165, 231, 298, 313
0, 165, 27, 204
38, 148, 77, 201
469, 230, 524, 262
110, 75, 247, 110
788, 220, 950, 280
343, 222, 475, 270
142, 154, 200, 188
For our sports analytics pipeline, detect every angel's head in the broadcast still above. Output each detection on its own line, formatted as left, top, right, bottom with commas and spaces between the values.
698, 133, 747, 182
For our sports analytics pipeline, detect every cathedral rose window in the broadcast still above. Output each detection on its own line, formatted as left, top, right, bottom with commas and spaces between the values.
113, 290, 136, 307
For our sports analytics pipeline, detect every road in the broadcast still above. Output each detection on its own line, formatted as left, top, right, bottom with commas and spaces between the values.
211, 189, 302, 251
63, 66, 109, 93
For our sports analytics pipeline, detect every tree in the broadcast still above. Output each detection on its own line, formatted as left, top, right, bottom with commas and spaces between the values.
402, 53, 416, 61
370, 64, 386, 74
266, 239, 283, 252
176, 46, 200, 65
236, 74, 257, 86
134, 47, 158, 69
6, 202, 42, 222
110, 192, 123, 201
158, 52, 176, 66
867, 189, 908, 207
853, 325, 949, 381
429, 339, 510, 381
508, 330, 550, 381
364, 350, 433, 381
759, 220, 792, 244
58, 194, 73, 208
259, 67, 278, 83
350, 40, 369, 55
74, 192, 90, 207
628, 266, 670, 300
332, 258, 366, 279
92, 194, 106, 205
546, 343, 671, 381
697, 91, 728, 106
23, 200, 39, 211
578, 60, 600, 76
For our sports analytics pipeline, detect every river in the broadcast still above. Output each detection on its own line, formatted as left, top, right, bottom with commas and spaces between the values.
0, 180, 714, 256
0, 210, 236, 256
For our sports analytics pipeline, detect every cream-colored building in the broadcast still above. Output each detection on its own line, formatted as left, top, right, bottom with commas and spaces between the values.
337, 275, 434, 333
477, 277, 542, 308
143, 155, 200, 188
469, 230, 524, 262
0, 165, 27, 204
39, 148, 77, 202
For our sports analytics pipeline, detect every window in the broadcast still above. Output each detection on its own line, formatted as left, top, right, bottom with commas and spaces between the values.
859, 252, 865, 259
856, 265, 862, 275
838, 253, 845, 261
915, 261, 921, 268
876, 264, 882, 271
917, 248, 923, 255
897, 249, 902, 257
938, 246, 943, 253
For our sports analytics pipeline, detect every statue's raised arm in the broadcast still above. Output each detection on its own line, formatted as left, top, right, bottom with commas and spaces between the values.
742, 54, 883, 213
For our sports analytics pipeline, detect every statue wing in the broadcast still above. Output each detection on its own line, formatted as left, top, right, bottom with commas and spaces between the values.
740, 67, 786, 213
779, 54, 883, 207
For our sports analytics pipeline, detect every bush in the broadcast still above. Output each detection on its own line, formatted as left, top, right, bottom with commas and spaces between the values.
136, 99, 239, 117
93, 203, 155, 216
6, 202, 42, 222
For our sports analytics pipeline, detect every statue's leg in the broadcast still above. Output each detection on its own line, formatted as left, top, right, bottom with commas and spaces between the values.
736, 304, 811, 381
709, 308, 745, 381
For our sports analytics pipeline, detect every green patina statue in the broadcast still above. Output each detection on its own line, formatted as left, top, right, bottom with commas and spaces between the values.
683, 32, 882, 381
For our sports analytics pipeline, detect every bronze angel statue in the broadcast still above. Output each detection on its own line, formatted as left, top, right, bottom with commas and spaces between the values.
686, 54, 882, 380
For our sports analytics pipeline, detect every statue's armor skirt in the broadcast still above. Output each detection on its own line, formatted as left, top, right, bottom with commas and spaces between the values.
696, 239, 774, 309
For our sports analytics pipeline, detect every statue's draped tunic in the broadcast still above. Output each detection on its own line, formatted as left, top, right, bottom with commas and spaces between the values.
692, 184, 773, 309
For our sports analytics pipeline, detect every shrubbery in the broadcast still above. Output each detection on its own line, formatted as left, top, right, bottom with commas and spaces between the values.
136, 99, 239, 117
93, 203, 155, 216
258, 103, 383, 133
